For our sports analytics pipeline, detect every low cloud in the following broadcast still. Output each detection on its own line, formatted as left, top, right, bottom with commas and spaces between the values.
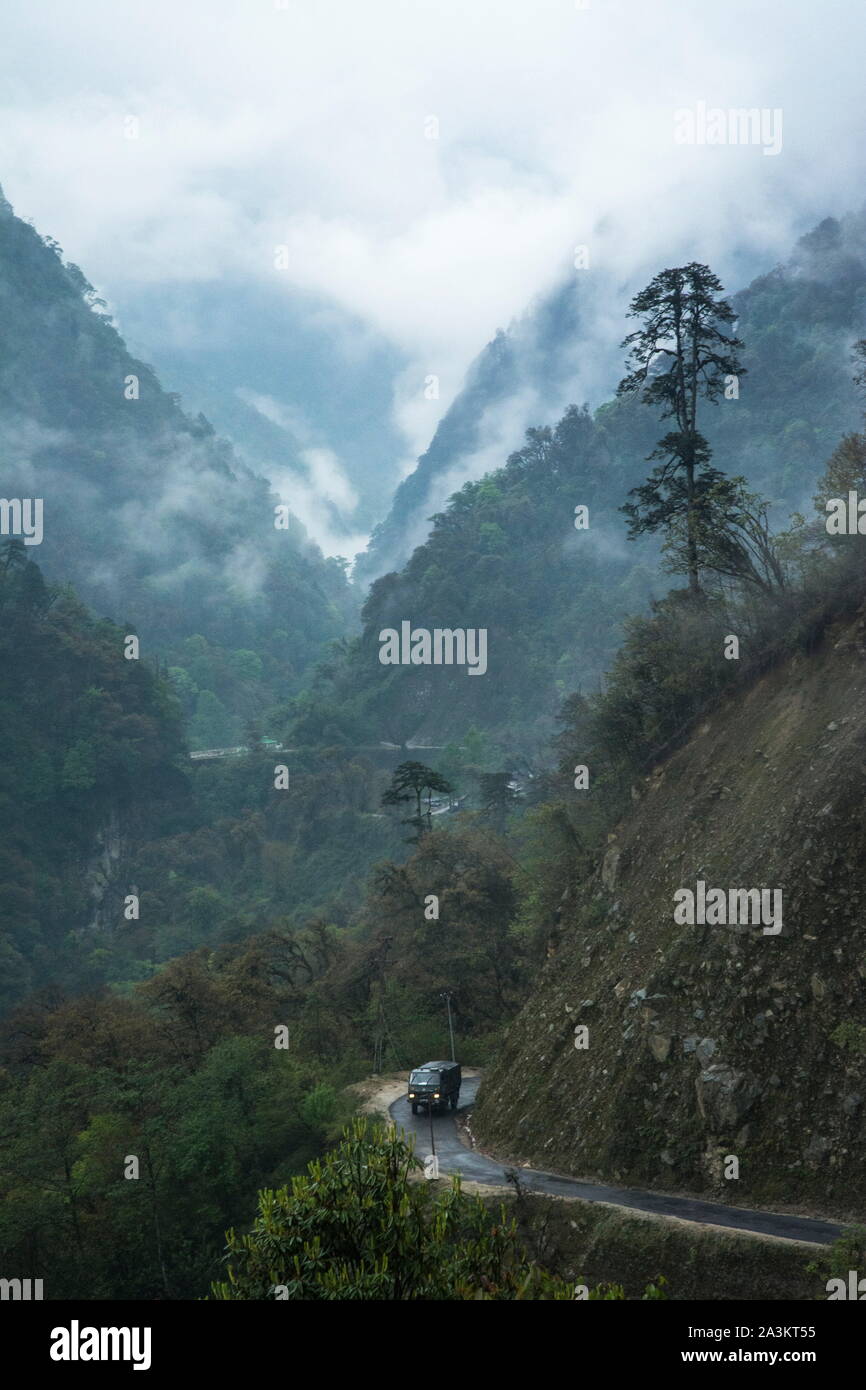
2, 0, 866, 557
236, 390, 366, 556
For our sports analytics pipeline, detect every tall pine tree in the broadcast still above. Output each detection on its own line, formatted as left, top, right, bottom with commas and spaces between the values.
617, 263, 745, 594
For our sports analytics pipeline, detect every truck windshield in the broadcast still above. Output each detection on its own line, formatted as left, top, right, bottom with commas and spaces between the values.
410, 1073, 438, 1085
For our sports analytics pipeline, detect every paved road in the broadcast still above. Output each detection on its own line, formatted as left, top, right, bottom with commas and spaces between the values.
190, 741, 451, 761
389, 1076, 844, 1246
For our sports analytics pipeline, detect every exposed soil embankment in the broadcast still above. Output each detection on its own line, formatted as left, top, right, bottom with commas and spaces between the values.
473, 607, 866, 1216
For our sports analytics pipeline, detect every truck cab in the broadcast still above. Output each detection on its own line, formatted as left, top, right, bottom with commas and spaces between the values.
408, 1061, 461, 1115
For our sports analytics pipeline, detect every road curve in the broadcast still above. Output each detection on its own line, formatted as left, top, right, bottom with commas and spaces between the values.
388, 1075, 843, 1246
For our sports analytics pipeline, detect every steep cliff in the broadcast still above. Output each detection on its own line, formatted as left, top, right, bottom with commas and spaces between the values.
473, 605, 866, 1217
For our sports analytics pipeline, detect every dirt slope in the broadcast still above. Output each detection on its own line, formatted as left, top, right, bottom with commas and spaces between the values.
473, 607, 866, 1217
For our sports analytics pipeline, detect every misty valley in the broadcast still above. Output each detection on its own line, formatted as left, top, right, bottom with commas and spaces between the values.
1, 5, 866, 1360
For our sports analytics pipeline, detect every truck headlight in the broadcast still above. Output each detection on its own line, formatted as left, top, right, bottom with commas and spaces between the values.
434, 1093, 440, 1099
409, 1093, 415, 1098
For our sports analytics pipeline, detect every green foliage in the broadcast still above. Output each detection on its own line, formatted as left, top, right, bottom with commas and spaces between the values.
0, 195, 357, 739
301, 405, 658, 753
806, 1225, 866, 1290
0, 556, 187, 1010
576, 590, 738, 776
60, 740, 98, 792
559, 476, 866, 798
476, 771, 519, 834
579, 1279, 667, 1299
0, 980, 354, 1298
661, 476, 790, 595
299, 1082, 339, 1132
189, 689, 239, 749
306, 218, 866, 753
617, 262, 746, 593
365, 825, 527, 1037
211, 1119, 571, 1300
814, 430, 866, 525
382, 760, 454, 841
830, 1021, 866, 1056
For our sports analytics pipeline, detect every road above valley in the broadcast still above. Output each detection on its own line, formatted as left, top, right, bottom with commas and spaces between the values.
388, 1075, 844, 1246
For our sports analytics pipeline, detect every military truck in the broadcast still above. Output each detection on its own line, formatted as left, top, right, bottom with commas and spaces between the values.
407, 1061, 461, 1115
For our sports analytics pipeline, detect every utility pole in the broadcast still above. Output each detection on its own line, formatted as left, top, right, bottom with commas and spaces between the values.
440, 990, 456, 1061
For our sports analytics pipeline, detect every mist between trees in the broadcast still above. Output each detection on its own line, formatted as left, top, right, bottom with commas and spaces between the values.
3, 248, 866, 1299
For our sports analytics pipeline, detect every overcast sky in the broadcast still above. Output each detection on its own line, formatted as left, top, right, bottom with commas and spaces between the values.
2, 0, 865, 506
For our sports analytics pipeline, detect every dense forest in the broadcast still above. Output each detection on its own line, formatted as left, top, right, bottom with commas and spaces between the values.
360, 213, 866, 582
299, 216, 866, 757
3, 179, 866, 1304
0, 186, 356, 749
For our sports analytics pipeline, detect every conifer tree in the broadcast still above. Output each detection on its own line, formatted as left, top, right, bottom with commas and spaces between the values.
617, 262, 746, 594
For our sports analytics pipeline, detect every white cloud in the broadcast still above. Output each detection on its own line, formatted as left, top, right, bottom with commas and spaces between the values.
1, 0, 865, 549
238, 390, 366, 556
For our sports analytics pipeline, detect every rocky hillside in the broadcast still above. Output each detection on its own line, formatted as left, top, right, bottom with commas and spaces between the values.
472, 605, 866, 1217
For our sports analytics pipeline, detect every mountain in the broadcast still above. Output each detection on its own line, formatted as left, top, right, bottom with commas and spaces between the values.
711, 212, 866, 504
298, 403, 659, 759
472, 595, 866, 1216
0, 553, 186, 1012
354, 275, 593, 584
116, 277, 408, 543
0, 185, 356, 746
296, 213, 866, 758
357, 212, 866, 585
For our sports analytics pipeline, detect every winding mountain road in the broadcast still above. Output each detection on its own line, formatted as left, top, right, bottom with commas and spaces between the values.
389, 1075, 844, 1246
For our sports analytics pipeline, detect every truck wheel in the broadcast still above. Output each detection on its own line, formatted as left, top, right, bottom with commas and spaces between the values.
411, 1104, 418, 1115
450, 1094, 458, 1110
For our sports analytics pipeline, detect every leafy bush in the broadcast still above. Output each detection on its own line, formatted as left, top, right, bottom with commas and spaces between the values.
212, 1119, 572, 1300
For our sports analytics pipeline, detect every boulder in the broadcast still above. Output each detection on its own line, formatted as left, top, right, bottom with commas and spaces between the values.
696, 1064, 761, 1131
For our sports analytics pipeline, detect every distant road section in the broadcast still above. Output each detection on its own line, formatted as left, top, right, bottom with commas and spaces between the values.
188, 746, 252, 761
188, 741, 449, 761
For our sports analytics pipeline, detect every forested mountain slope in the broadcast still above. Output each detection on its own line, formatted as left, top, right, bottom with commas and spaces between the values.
0, 546, 406, 1015
300, 214, 866, 758
358, 212, 866, 584
118, 275, 408, 538
0, 185, 355, 747
299, 404, 658, 757
0, 551, 186, 1011
355, 280, 586, 584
